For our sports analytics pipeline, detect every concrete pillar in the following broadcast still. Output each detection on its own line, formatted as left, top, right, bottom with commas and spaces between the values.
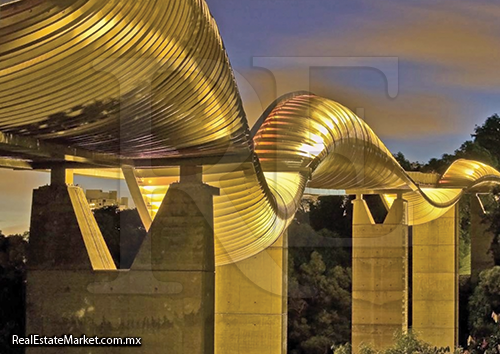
26, 184, 116, 353
132, 176, 219, 354
412, 206, 458, 349
26, 172, 219, 353
215, 232, 287, 354
122, 166, 153, 231
50, 166, 74, 185
352, 195, 409, 352
27, 184, 115, 272
471, 195, 495, 283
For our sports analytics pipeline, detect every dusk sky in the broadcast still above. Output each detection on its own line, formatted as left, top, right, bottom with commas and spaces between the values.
206, 0, 500, 157
1, 0, 500, 234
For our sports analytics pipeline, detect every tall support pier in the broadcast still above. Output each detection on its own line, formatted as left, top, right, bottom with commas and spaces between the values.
412, 206, 459, 349
351, 194, 409, 352
26, 165, 219, 353
215, 233, 288, 354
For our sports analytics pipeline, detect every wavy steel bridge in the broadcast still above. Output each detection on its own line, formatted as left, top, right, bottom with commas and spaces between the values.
1, 0, 498, 353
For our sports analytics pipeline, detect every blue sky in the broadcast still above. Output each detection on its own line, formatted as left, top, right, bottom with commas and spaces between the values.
207, 0, 500, 160
1, 0, 500, 234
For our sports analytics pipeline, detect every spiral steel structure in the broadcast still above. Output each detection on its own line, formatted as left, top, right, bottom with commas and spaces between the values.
1, 0, 500, 264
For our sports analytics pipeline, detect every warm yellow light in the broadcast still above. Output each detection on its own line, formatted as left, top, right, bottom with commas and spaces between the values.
318, 126, 329, 136
300, 143, 325, 157
326, 117, 336, 128
6, 0, 497, 269
140, 185, 166, 192
310, 134, 324, 145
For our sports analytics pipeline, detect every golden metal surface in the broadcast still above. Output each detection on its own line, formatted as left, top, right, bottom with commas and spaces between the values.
0, 0, 251, 158
2, 0, 500, 264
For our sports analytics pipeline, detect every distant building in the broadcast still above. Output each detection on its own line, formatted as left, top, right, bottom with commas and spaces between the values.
85, 189, 129, 210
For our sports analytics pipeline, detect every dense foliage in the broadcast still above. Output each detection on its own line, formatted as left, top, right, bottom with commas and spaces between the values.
0, 231, 27, 354
460, 116, 500, 347
420, 114, 500, 174
469, 267, 500, 339
288, 226, 352, 354
334, 332, 459, 354
482, 188, 500, 267
93, 206, 146, 269
288, 197, 354, 354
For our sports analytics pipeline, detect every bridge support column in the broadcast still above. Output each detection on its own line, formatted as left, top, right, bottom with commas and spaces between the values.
122, 166, 153, 231
50, 166, 74, 185
26, 181, 116, 353
471, 196, 495, 283
131, 165, 219, 354
27, 165, 219, 354
412, 206, 458, 349
215, 232, 287, 354
352, 195, 409, 352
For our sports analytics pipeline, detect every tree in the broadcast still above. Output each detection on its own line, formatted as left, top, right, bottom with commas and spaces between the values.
0, 230, 28, 354
288, 250, 351, 354
421, 141, 496, 174
394, 152, 412, 171
288, 195, 355, 353
288, 223, 351, 269
467, 267, 500, 354
288, 194, 392, 353
473, 114, 500, 167
455, 141, 498, 168
422, 114, 500, 174
393, 152, 423, 172
422, 154, 455, 174
468, 267, 500, 339
334, 331, 460, 354
307, 196, 353, 239
459, 194, 472, 274
93, 207, 146, 269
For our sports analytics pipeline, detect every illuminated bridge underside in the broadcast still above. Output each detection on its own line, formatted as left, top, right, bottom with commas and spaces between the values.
1, 0, 500, 265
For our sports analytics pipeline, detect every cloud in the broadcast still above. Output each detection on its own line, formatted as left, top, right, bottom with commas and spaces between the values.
229, 0, 500, 143
235, 65, 466, 140
270, 0, 500, 91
